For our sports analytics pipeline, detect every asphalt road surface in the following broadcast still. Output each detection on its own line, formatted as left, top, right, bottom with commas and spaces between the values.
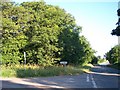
0, 65, 120, 89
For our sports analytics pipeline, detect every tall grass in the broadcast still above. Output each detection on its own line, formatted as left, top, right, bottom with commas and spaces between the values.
1, 64, 92, 78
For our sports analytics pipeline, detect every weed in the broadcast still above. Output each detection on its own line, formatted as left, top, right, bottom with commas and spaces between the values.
1, 64, 91, 78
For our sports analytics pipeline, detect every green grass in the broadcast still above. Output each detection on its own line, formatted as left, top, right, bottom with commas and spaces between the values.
0, 64, 93, 78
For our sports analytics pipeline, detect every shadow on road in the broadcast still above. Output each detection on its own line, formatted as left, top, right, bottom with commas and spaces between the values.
2, 80, 35, 88
1, 80, 65, 90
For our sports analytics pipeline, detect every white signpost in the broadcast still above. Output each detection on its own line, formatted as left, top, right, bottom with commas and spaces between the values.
60, 61, 68, 70
24, 52, 26, 70
24, 52, 26, 64
60, 61, 67, 66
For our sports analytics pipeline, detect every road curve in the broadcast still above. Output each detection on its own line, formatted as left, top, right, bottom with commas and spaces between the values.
0, 65, 120, 89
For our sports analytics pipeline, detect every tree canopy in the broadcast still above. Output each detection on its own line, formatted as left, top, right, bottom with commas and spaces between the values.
111, 26, 120, 36
111, 8, 120, 36
1, 1, 95, 66
105, 45, 120, 64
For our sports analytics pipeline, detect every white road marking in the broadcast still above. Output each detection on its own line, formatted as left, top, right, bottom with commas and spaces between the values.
86, 74, 90, 82
90, 74, 97, 88
89, 71, 120, 76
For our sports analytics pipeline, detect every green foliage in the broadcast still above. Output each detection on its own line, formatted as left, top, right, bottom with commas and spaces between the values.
111, 8, 120, 36
2, 1, 94, 66
91, 56, 108, 65
97, 58, 107, 64
105, 45, 120, 64
111, 26, 120, 36
91, 56, 99, 64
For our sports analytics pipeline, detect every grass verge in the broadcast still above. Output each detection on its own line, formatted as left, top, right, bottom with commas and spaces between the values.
1, 64, 93, 78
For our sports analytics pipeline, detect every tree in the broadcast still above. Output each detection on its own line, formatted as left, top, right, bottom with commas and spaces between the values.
105, 45, 120, 64
91, 56, 99, 64
2, 2, 25, 64
111, 8, 120, 36
111, 26, 120, 36
2, 1, 95, 66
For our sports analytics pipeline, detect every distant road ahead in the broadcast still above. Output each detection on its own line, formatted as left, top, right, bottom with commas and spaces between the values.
1, 65, 120, 89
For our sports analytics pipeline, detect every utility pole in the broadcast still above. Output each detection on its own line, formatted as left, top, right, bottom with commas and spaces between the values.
118, 1, 120, 45
112, 1, 120, 44
118, 1, 120, 64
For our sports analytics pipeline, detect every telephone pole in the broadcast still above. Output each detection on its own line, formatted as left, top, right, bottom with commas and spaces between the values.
118, 1, 120, 45
112, 1, 120, 44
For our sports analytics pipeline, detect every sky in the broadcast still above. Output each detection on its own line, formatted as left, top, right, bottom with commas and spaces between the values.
11, 0, 119, 57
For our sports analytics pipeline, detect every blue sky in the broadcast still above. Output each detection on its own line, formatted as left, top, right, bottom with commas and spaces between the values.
12, 0, 119, 57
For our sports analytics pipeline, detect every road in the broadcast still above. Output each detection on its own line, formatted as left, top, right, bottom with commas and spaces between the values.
0, 65, 120, 90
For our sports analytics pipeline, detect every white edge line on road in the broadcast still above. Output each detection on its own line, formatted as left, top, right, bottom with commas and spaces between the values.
90, 72, 120, 76
86, 74, 90, 82
90, 74, 97, 88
